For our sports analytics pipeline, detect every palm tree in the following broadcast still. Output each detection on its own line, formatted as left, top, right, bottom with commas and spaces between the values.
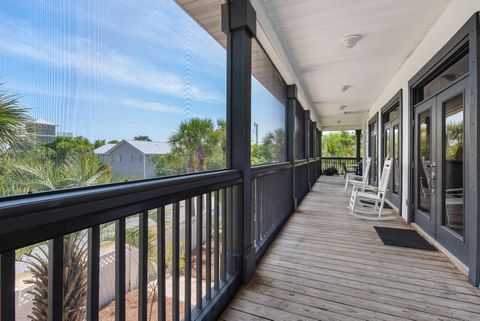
168, 118, 220, 172
262, 128, 286, 162
0, 86, 29, 152
15, 154, 113, 321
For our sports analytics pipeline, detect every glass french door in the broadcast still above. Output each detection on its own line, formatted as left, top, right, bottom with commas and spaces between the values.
383, 117, 401, 209
413, 78, 467, 263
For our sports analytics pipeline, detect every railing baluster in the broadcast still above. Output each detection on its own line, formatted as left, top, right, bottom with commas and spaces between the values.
228, 187, 233, 274
157, 207, 166, 321
205, 192, 212, 301
213, 190, 220, 291
196, 195, 203, 310
115, 218, 126, 321
220, 189, 226, 282
184, 199, 192, 321
172, 202, 180, 321
139, 211, 148, 321
0, 251, 15, 321
87, 226, 100, 321
48, 237, 64, 321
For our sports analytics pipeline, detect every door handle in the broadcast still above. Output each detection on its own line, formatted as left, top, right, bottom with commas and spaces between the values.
431, 161, 436, 193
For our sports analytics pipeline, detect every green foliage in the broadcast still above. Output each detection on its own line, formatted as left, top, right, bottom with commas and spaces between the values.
322, 131, 356, 157
93, 139, 106, 149
108, 139, 119, 144
323, 166, 339, 176
3, 153, 112, 195
251, 128, 285, 166
155, 117, 225, 175
134, 135, 152, 141
0, 85, 29, 152
43, 136, 94, 163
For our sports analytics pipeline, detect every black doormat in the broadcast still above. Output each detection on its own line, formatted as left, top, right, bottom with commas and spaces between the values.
374, 226, 437, 251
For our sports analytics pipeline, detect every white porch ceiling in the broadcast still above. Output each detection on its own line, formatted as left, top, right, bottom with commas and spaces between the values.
259, 0, 451, 128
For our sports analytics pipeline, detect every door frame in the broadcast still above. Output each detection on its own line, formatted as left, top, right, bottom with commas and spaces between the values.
368, 113, 379, 186
408, 13, 480, 286
381, 90, 402, 213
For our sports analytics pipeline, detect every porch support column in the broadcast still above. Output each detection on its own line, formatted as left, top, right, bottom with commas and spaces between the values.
356, 129, 361, 163
222, 0, 256, 283
319, 130, 323, 174
287, 85, 297, 208
305, 110, 311, 160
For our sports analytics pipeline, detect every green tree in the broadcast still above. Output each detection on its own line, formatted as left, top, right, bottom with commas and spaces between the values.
44, 136, 93, 163
134, 135, 152, 141
322, 131, 356, 157
13, 154, 113, 321
93, 139, 106, 149
167, 118, 220, 173
0, 86, 29, 152
108, 139, 119, 144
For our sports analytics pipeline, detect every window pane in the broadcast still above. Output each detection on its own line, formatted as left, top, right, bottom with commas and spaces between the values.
443, 94, 464, 236
415, 51, 468, 104
251, 39, 287, 166
0, 0, 226, 197
418, 110, 431, 214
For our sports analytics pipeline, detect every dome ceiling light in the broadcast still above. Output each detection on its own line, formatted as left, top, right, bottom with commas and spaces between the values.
342, 35, 361, 48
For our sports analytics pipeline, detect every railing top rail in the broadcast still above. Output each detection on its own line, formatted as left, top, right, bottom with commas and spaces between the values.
294, 159, 308, 166
0, 169, 241, 252
251, 161, 292, 179
321, 157, 357, 159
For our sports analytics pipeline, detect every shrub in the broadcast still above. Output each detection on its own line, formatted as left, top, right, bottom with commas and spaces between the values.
323, 166, 339, 176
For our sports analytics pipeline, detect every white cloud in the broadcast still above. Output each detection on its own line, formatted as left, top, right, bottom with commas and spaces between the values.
0, 4, 225, 105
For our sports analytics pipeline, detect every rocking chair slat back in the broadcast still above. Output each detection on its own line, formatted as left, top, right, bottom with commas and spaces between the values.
378, 158, 393, 194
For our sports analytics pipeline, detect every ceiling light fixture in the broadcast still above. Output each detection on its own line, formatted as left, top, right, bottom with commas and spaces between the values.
340, 85, 351, 93
340, 105, 347, 110
342, 35, 361, 48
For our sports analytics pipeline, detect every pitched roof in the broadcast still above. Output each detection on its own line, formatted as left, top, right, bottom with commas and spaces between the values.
93, 143, 116, 154
101, 140, 169, 155
125, 140, 170, 155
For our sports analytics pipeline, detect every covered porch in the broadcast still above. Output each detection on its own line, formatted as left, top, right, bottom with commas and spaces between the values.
223, 176, 480, 321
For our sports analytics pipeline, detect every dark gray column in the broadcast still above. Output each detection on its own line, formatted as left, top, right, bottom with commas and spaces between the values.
304, 110, 311, 160
312, 122, 317, 157
222, 0, 256, 283
356, 129, 361, 163
319, 130, 323, 174
287, 85, 297, 208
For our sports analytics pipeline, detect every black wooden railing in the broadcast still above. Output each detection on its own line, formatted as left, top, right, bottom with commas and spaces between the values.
251, 162, 293, 260
0, 170, 242, 321
0, 159, 322, 321
295, 160, 310, 203
321, 157, 357, 175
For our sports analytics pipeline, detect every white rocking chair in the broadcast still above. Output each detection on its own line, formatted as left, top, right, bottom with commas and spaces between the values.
344, 157, 371, 192
349, 158, 393, 220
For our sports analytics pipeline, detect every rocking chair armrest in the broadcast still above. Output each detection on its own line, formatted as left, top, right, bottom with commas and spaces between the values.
348, 174, 363, 180
350, 180, 367, 187
359, 185, 379, 192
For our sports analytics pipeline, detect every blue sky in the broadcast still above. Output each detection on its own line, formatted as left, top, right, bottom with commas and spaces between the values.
0, 0, 285, 144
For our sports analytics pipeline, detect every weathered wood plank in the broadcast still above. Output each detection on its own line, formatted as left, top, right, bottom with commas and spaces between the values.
221, 176, 480, 321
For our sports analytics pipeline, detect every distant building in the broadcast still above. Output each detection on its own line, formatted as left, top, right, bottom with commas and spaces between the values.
93, 140, 170, 179
26, 119, 56, 144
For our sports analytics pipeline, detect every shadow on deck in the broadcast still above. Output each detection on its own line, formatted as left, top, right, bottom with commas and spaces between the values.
221, 176, 480, 321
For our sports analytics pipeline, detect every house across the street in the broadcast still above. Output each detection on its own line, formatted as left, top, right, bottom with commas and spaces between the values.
93, 140, 170, 179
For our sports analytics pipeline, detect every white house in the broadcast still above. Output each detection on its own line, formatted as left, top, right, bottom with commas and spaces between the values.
93, 140, 170, 179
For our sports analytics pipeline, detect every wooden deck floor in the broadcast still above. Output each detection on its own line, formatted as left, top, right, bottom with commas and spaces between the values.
220, 176, 480, 321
